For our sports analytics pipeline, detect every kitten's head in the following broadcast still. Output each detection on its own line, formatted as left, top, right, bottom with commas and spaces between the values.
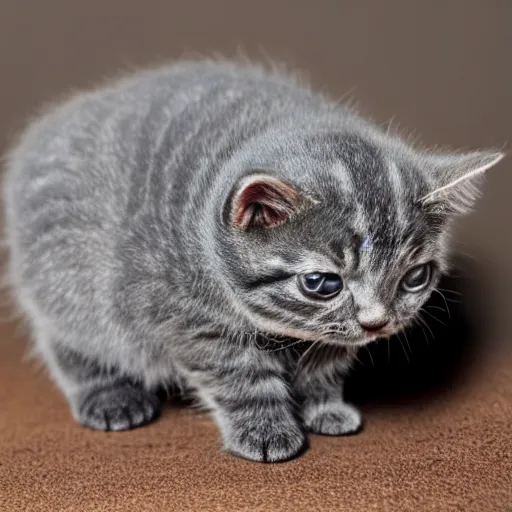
218, 130, 503, 346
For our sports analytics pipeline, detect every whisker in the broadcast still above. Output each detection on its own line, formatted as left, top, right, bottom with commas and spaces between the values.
420, 308, 447, 327
432, 289, 452, 319
296, 339, 322, 369
397, 332, 410, 364
417, 314, 435, 341
446, 298, 462, 304
413, 318, 430, 349
351, 350, 363, 366
271, 339, 309, 352
437, 288, 463, 297
426, 305, 449, 316
452, 244, 494, 265
403, 330, 412, 359
364, 345, 375, 368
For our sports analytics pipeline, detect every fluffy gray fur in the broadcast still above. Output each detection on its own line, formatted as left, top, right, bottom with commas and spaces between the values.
3, 60, 503, 462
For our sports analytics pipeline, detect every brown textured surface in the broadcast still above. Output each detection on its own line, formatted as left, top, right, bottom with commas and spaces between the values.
1, 322, 511, 512
1, 1, 511, 511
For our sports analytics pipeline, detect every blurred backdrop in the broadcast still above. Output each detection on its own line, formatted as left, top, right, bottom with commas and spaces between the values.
0, 1, 510, 390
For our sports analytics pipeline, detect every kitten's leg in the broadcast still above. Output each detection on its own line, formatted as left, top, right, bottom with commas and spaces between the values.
186, 343, 307, 463
48, 342, 161, 431
296, 348, 362, 436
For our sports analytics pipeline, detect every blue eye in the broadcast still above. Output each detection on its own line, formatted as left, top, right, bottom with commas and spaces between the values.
299, 272, 343, 299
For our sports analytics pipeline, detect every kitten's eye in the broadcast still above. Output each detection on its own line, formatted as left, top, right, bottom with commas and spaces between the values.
298, 272, 343, 299
401, 263, 432, 293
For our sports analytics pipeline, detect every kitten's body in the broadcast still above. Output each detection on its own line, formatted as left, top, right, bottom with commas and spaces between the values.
3, 60, 502, 462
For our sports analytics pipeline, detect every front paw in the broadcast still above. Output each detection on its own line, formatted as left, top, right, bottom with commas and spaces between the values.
304, 400, 363, 436
225, 420, 307, 463
76, 380, 161, 431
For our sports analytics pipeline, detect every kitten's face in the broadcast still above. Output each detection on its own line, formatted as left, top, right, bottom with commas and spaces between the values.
220, 133, 502, 346
229, 231, 443, 347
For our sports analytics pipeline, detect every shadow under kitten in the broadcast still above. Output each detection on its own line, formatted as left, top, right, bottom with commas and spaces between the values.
345, 254, 490, 407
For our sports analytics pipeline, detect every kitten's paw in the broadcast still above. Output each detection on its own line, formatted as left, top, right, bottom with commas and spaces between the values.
77, 381, 161, 431
304, 400, 363, 436
226, 421, 307, 463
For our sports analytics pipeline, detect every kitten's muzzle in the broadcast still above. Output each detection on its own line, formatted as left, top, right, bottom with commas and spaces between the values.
358, 318, 389, 334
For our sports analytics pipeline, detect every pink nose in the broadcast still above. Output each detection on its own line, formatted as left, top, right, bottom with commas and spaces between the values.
359, 319, 389, 332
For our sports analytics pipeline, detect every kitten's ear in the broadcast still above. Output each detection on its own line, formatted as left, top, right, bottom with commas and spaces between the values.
419, 150, 505, 214
227, 173, 314, 230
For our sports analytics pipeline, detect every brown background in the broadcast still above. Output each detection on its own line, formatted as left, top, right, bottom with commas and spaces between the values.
0, 0, 510, 348
0, 2, 511, 511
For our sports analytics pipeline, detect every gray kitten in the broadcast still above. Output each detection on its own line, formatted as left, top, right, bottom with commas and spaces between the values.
3, 60, 503, 462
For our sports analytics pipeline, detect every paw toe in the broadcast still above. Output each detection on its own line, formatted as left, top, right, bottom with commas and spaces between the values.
305, 402, 363, 436
77, 381, 160, 431
227, 423, 307, 463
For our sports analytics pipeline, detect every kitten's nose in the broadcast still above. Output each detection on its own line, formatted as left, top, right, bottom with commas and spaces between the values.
353, 296, 389, 333
358, 318, 389, 333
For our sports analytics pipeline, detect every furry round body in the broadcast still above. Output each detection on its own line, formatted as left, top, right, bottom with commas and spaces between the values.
3, 60, 502, 462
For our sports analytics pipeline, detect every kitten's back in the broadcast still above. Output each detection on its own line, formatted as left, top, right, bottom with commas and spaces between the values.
2, 60, 343, 345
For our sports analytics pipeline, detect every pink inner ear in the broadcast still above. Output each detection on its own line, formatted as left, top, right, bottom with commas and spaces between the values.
232, 178, 301, 229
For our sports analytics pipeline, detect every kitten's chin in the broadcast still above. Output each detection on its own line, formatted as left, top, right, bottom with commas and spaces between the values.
322, 330, 396, 347
322, 335, 373, 348
251, 319, 325, 344
251, 316, 396, 348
